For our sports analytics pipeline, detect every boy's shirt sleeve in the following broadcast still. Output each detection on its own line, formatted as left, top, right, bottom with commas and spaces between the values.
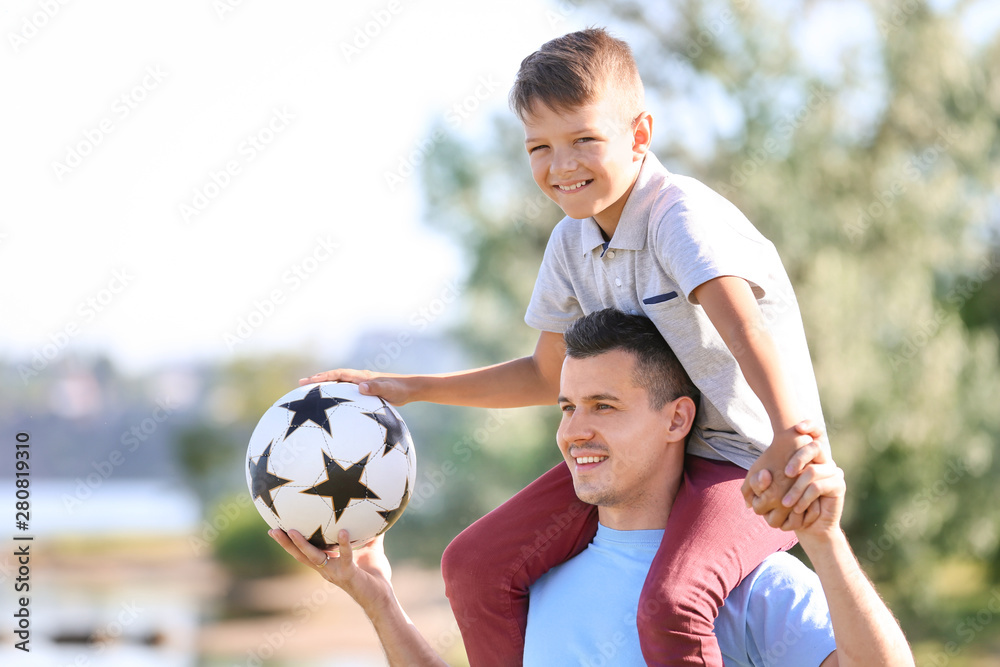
525, 218, 584, 333
654, 178, 781, 305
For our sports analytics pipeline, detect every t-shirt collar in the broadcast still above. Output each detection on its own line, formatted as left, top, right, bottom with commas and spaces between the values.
580, 152, 668, 256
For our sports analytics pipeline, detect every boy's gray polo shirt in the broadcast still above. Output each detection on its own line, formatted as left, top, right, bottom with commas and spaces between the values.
526, 153, 828, 468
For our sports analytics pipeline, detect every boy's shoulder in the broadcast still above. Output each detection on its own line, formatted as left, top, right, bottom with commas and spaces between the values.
646, 163, 744, 225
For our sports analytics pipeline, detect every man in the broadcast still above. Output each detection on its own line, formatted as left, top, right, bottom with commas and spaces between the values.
272, 310, 914, 666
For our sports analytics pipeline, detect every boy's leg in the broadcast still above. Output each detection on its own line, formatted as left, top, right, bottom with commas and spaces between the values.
638, 455, 798, 666
442, 462, 598, 666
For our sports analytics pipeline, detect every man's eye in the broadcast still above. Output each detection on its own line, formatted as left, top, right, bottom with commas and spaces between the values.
596, 403, 613, 410
560, 404, 575, 413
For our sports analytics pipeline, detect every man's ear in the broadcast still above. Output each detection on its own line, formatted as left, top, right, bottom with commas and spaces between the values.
632, 111, 652, 158
665, 395, 696, 443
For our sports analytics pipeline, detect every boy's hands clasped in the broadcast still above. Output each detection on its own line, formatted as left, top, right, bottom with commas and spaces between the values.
742, 419, 830, 530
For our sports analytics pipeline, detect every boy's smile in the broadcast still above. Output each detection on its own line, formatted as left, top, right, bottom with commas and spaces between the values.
522, 97, 651, 237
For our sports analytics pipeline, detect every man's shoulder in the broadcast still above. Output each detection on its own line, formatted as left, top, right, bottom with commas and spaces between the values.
718, 552, 836, 667
722, 552, 827, 632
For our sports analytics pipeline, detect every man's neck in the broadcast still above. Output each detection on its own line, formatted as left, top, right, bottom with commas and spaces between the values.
596, 470, 682, 532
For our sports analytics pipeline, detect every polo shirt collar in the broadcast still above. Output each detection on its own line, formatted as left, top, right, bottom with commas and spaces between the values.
580, 152, 668, 256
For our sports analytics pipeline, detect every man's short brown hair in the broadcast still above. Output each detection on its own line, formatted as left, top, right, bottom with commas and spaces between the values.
564, 308, 700, 412
509, 28, 644, 127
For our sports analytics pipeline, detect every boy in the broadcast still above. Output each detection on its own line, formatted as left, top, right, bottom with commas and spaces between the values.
304, 28, 829, 666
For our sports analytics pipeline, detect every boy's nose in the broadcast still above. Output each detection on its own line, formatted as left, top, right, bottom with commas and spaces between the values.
550, 149, 579, 177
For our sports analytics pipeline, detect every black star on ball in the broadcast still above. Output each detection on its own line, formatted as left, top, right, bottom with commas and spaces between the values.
248, 441, 293, 515
377, 477, 411, 528
302, 453, 380, 521
362, 400, 413, 456
306, 525, 332, 550
280, 386, 352, 439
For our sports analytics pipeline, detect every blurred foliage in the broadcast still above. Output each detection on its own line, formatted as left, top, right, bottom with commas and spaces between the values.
155, 0, 1000, 659
209, 492, 299, 580
414, 0, 1000, 656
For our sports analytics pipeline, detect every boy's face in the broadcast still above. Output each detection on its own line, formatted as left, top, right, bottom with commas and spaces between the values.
522, 96, 649, 232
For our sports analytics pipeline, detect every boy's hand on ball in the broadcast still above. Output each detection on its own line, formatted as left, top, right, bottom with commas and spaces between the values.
299, 369, 416, 406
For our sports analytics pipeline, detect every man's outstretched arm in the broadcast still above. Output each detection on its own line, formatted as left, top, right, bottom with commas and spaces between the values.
763, 448, 914, 667
271, 529, 447, 667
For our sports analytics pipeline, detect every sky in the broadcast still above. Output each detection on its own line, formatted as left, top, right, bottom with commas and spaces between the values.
1, 0, 584, 375
5, 0, 999, 379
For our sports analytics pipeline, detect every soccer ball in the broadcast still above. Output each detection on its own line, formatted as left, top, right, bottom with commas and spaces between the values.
246, 381, 416, 549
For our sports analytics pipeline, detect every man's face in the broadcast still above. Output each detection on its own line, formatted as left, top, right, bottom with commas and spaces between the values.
522, 97, 643, 229
556, 349, 676, 513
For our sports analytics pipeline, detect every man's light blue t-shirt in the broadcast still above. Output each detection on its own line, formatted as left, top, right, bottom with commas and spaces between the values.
523, 524, 836, 667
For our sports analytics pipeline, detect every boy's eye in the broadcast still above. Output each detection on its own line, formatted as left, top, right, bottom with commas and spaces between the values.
528, 144, 548, 154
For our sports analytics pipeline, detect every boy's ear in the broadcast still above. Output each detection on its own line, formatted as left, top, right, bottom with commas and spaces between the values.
631, 111, 653, 158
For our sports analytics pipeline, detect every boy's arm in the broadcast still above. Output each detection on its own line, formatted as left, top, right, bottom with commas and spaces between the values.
270, 529, 448, 667
301, 330, 566, 408
691, 275, 825, 526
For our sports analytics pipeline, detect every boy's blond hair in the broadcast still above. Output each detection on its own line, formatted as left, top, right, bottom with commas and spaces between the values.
509, 28, 645, 129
